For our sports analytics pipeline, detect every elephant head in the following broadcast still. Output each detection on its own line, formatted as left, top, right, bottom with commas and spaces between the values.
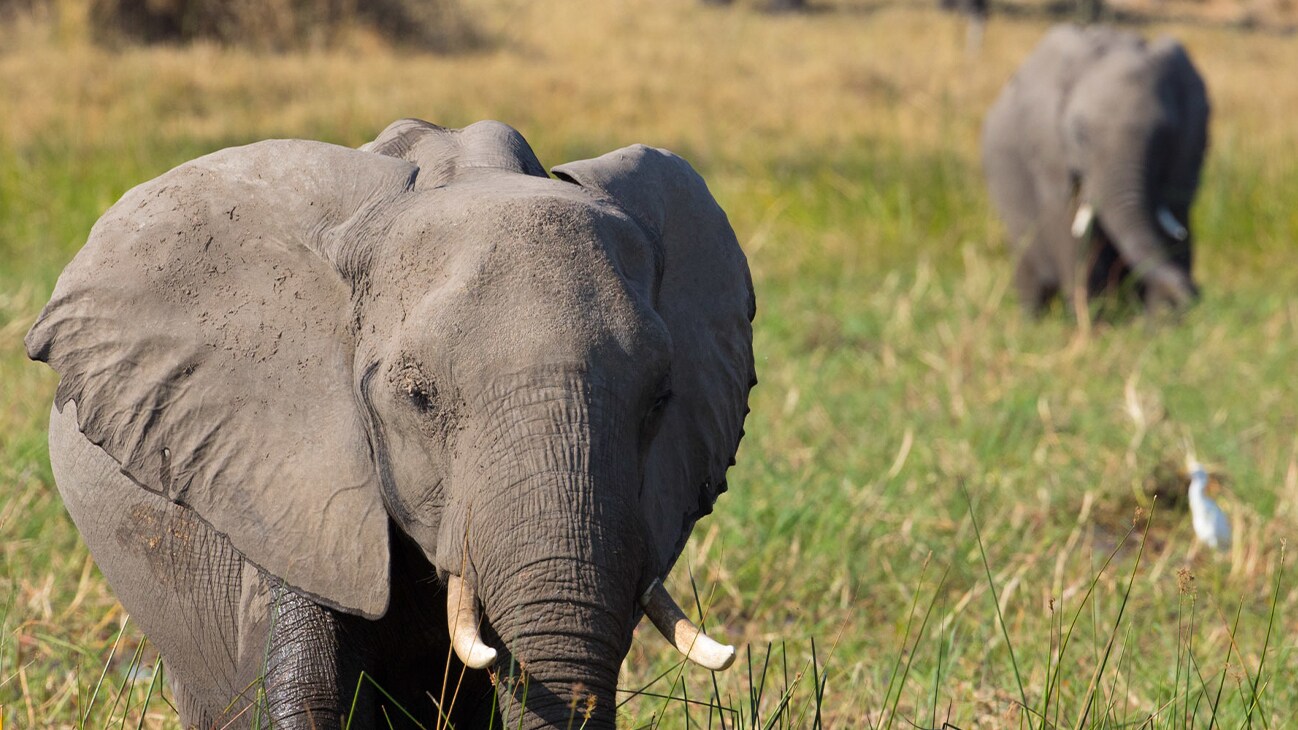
26, 119, 755, 728
1062, 32, 1209, 309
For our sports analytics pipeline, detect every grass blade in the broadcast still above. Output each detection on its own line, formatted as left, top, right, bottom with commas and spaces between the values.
962, 481, 1028, 711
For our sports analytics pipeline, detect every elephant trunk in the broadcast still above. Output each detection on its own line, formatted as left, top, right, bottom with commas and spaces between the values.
1093, 148, 1198, 309
434, 377, 653, 728
490, 619, 623, 730
470, 473, 640, 730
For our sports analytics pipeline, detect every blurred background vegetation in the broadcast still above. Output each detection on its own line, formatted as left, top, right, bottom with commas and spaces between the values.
1, 0, 1296, 727
0, 0, 1294, 49
0, 0, 478, 50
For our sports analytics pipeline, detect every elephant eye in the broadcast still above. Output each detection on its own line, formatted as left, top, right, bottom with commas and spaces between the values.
641, 387, 672, 441
649, 374, 673, 415
395, 364, 438, 413
651, 390, 673, 413
407, 384, 435, 412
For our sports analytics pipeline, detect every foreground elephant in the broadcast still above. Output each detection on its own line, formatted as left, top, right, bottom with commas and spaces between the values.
26, 119, 755, 729
982, 25, 1210, 314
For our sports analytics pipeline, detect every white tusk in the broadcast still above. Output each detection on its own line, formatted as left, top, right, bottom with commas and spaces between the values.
639, 578, 736, 671
446, 575, 498, 669
1071, 203, 1095, 239
1156, 207, 1189, 241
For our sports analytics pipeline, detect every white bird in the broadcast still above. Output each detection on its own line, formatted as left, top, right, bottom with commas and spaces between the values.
1187, 459, 1231, 551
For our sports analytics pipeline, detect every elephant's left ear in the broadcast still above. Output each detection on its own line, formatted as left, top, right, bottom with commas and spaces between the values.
553, 146, 756, 575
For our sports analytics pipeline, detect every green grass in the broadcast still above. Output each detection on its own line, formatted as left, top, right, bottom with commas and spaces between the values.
665, 140, 1297, 726
3, 1, 1298, 727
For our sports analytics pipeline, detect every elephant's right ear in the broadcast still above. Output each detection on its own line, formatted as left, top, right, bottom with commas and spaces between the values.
25, 140, 418, 618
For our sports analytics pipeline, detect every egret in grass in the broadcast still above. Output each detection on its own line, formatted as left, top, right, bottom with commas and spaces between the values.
1187, 459, 1230, 551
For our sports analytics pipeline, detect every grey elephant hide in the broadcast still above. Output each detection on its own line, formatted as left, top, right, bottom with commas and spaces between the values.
26, 118, 755, 728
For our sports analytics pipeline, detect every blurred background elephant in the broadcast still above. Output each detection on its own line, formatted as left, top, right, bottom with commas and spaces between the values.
982, 25, 1210, 314
26, 119, 756, 729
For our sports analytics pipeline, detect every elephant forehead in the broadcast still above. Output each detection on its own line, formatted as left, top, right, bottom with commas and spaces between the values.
424, 171, 637, 240
384, 175, 655, 296
375, 177, 669, 365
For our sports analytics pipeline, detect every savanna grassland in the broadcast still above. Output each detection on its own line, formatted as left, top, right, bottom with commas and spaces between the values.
2, 0, 1298, 727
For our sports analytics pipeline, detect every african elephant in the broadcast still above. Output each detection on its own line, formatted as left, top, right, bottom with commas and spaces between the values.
26, 118, 756, 729
981, 25, 1210, 314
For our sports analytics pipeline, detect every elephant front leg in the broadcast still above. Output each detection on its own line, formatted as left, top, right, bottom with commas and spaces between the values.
261, 585, 362, 729
1085, 236, 1127, 299
1014, 240, 1060, 315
